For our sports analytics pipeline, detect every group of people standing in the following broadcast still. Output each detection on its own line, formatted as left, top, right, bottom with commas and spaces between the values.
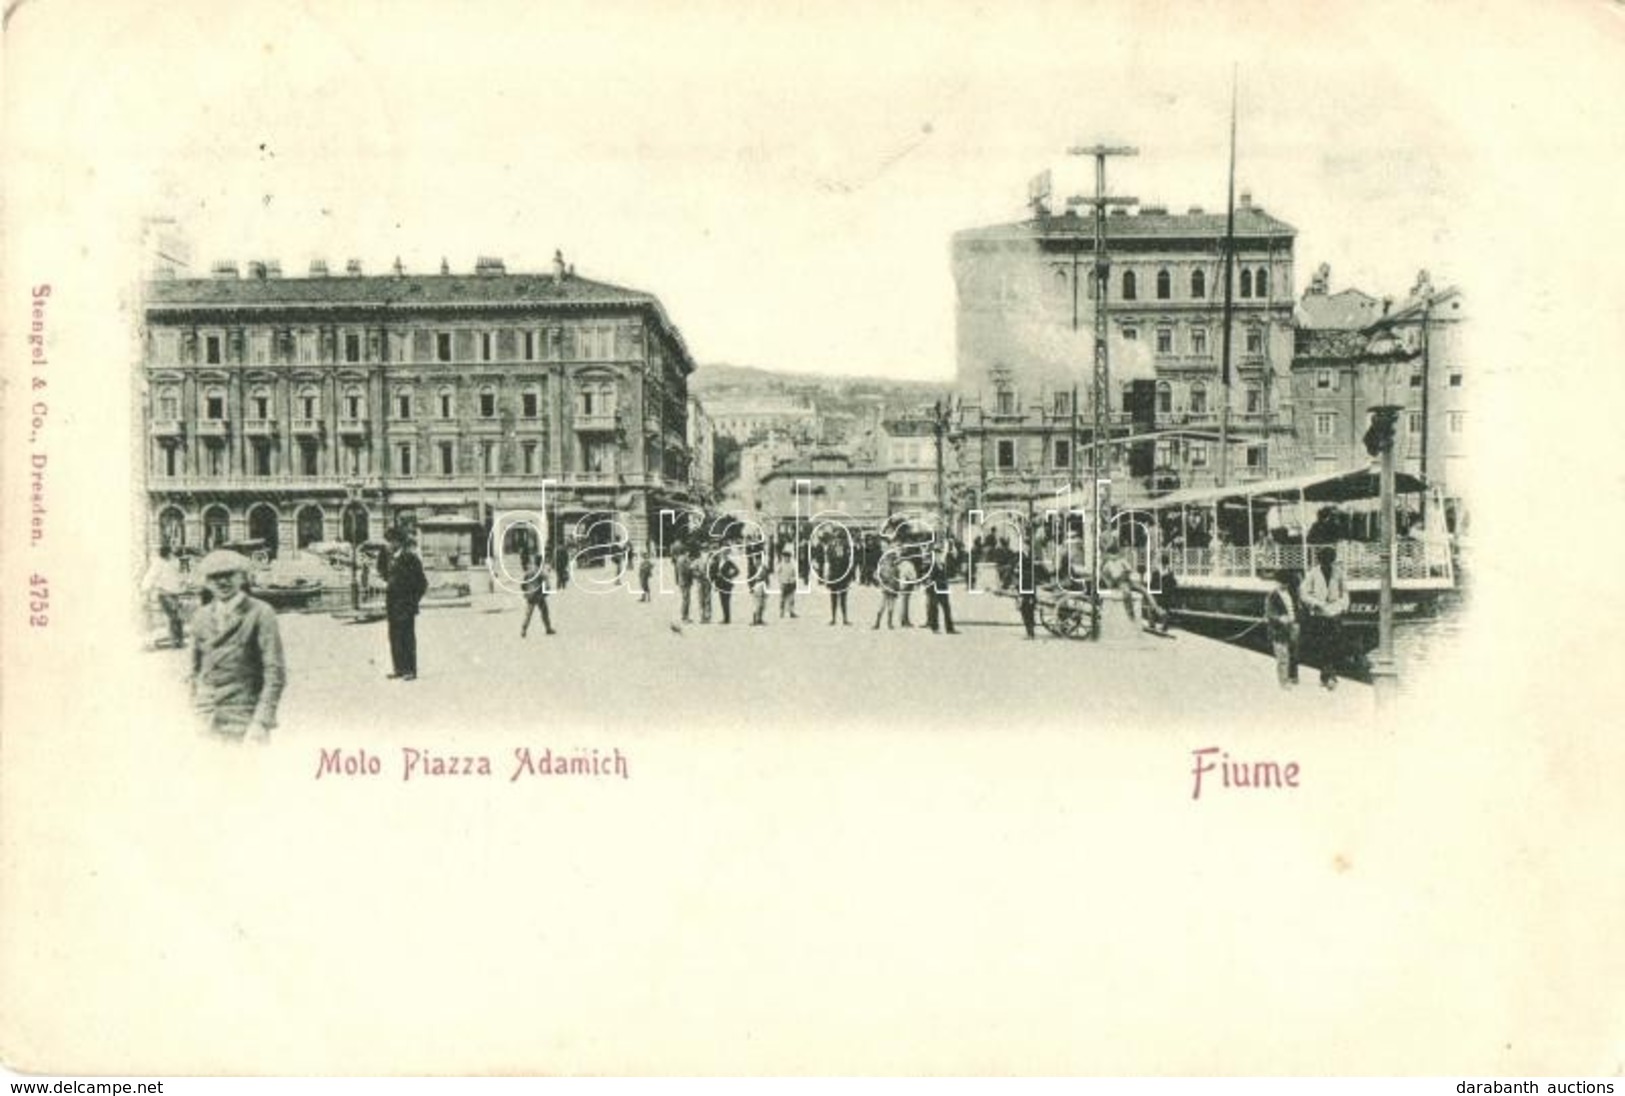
1265, 545, 1352, 690
661, 533, 966, 634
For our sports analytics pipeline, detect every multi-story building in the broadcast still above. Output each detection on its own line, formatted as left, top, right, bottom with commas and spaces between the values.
686, 395, 715, 505
755, 450, 890, 531
951, 189, 1298, 490
141, 252, 699, 563
729, 430, 802, 515
1292, 270, 1468, 501
1366, 278, 1468, 504
879, 415, 945, 522
954, 368, 1086, 516
700, 393, 819, 444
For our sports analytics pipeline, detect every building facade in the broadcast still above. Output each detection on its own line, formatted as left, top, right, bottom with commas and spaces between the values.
951, 191, 1298, 492
1291, 270, 1468, 502
141, 253, 699, 563
879, 415, 945, 523
699, 393, 819, 444
755, 451, 890, 531
686, 395, 716, 505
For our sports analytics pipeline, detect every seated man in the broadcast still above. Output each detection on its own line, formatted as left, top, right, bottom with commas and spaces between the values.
1100, 543, 1169, 632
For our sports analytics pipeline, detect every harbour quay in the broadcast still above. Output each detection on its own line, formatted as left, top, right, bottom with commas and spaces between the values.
146, 564, 1378, 738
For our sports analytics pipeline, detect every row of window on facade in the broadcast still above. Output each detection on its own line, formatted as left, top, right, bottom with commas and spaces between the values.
1034, 265, 1276, 303
149, 324, 631, 367
887, 479, 934, 500
153, 381, 618, 424
152, 434, 602, 480
1121, 322, 1266, 356
986, 436, 1282, 475
989, 380, 1268, 419
1310, 367, 1465, 391
1311, 409, 1465, 440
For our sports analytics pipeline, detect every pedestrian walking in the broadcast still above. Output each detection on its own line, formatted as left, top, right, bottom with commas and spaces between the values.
1266, 568, 1303, 688
776, 547, 798, 618
897, 549, 918, 628
749, 554, 770, 626
189, 549, 285, 740
141, 544, 188, 649
1015, 541, 1038, 639
824, 539, 852, 625
521, 557, 556, 637
379, 527, 428, 680
552, 537, 571, 590
637, 552, 654, 603
1300, 545, 1351, 689
695, 546, 714, 623
675, 545, 695, 622
930, 540, 959, 634
873, 549, 899, 629
711, 544, 739, 625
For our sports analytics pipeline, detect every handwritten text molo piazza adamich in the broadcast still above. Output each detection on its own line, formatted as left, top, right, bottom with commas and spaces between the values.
315, 746, 632, 783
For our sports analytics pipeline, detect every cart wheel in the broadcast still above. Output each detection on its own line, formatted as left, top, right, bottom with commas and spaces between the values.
1051, 593, 1091, 638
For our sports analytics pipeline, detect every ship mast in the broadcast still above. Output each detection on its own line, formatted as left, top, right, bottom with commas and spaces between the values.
1217, 69, 1238, 488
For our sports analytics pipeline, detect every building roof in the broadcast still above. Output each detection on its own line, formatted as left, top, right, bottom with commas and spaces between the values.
1295, 287, 1382, 330
759, 456, 886, 481
1370, 285, 1463, 327
146, 270, 658, 312
146, 266, 697, 370
954, 205, 1296, 247
1293, 327, 1377, 363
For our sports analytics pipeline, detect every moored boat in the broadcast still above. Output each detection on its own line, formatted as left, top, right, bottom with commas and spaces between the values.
1139, 465, 1457, 661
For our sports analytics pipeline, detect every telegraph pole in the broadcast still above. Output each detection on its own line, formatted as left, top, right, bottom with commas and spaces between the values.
933, 399, 948, 535
1067, 142, 1137, 636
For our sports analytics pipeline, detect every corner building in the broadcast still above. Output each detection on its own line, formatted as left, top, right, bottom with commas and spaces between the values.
952, 194, 1298, 489
141, 255, 699, 563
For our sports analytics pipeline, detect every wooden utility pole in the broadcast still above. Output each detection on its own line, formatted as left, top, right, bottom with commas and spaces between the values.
1066, 143, 1137, 633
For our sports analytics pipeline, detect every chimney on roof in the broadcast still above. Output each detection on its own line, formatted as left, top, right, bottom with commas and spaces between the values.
475, 256, 506, 275
553, 249, 567, 282
265, 260, 282, 278
1141, 204, 1167, 216
1188, 206, 1204, 215
344, 259, 363, 276
1239, 190, 1253, 210
393, 256, 405, 276
247, 260, 267, 279
440, 257, 450, 275
211, 261, 240, 280
309, 259, 329, 277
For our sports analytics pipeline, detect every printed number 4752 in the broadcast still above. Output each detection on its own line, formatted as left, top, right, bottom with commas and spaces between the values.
30, 573, 48, 627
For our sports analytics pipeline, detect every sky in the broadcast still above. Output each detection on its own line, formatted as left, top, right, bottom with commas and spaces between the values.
10, 0, 1624, 382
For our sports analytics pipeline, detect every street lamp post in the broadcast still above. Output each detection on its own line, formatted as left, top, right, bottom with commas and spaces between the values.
1364, 405, 1401, 708
344, 479, 364, 611
1359, 323, 1415, 710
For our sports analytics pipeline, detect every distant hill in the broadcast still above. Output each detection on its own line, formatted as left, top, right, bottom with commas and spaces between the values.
692, 363, 953, 444
692, 362, 951, 403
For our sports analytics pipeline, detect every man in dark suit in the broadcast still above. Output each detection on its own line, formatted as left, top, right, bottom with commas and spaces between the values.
191, 549, 286, 739
380, 527, 428, 680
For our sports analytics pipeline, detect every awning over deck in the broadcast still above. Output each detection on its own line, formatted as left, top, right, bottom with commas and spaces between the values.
1149, 465, 1430, 510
